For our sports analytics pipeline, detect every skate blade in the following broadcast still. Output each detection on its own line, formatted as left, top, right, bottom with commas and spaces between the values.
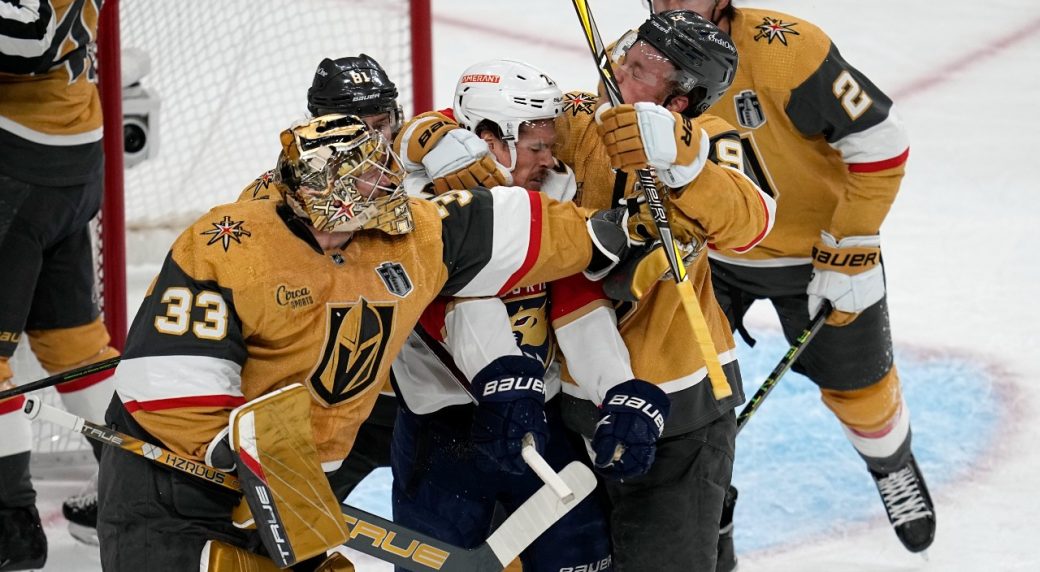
68, 522, 99, 546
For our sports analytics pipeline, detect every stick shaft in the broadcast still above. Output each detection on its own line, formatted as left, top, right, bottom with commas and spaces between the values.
0, 356, 121, 401
569, 0, 729, 398
23, 395, 241, 491
736, 302, 833, 433
522, 435, 574, 502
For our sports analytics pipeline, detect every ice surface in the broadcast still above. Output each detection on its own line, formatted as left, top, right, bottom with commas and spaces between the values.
26, 0, 1040, 570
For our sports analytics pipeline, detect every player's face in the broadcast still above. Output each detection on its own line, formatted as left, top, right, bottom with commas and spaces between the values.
353, 162, 392, 199
511, 120, 557, 191
614, 40, 676, 105
361, 112, 394, 142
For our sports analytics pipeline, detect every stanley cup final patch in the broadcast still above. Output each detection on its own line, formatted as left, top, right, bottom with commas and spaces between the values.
734, 90, 767, 129
375, 262, 413, 297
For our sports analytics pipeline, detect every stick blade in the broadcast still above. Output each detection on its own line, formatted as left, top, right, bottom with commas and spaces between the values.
484, 461, 597, 566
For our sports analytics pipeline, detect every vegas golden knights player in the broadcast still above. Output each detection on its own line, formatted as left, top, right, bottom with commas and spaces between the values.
1, 0, 120, 564
653, 1, 936, 567
548, 12, 773, 572
96, 115, 632, 570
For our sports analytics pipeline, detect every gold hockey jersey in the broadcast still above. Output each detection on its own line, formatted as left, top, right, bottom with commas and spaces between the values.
552, 92, 775, 434
0, 0, 104, 185
112, 186, 597, 466
706, 8, 909, 265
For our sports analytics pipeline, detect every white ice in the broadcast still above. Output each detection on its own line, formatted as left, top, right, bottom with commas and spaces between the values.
20, 0, 1040, 570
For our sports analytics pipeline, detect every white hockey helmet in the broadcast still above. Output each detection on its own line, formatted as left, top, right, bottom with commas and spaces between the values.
453, 59, 564, 170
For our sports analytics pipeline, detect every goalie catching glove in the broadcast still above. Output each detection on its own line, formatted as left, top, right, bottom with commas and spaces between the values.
470, 355, 549, 475
595, 102, 710, 188
592, 379, 671, 480
807, 231, 885, 327
393, 111, 511, 194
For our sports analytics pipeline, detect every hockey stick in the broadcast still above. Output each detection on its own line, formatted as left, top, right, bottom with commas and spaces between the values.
0, 355, 121, 401
22, 396, 596, 572
22, 394, 243, 491
735, 301, 833, 434
569, 0, 731, 400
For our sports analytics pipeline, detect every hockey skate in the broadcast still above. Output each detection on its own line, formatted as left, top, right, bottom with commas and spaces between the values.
62, 470, 98, 546
0, 505, 47, 571
870, 454, 935, 553
715, 485, 738, 572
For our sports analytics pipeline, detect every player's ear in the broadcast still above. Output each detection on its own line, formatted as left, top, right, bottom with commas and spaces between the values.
479, 130, 508, 162
665, 94, 689, 115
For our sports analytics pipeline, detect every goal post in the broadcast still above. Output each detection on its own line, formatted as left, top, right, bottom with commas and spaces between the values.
20, 0, 434, 463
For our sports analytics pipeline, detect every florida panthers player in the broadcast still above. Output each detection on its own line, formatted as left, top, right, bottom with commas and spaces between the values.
389, 59, 612, 572
95, 115, 634, 570
397, 13, 776, 570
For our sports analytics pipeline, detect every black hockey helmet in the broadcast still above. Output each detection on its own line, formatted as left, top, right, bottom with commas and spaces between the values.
307, 54, 403, 134
636, 10, 738, 117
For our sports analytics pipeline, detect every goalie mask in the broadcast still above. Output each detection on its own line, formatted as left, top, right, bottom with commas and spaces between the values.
278, 114, 413, 235
453, 59, 564, 170
613, 10, 738, 117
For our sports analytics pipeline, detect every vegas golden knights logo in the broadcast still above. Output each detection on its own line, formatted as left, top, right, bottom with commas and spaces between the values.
309, 299, 396, 406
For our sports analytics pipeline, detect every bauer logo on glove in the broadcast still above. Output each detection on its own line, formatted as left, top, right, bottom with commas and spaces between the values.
807, 231, 886, 327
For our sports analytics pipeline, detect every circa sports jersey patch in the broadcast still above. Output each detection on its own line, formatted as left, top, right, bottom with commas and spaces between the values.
753, 17, 800, 45
201, 215, 252, 251
309, 298, 397, 406
562, 92, 596, 116
375, 262, 413, 297
734, 90, 767, 129
275, 284, 315, 310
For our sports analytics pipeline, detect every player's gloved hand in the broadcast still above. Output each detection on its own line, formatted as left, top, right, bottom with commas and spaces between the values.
595, 102, 710, 188
585, 207, 636, 281
470, 355, 548, 475
204, 426, 236, 472
394, 111, 512, 193
602, 239, 698, 301
623, 193, 706, 249
591, 379, 670, 480
807, 230, 885, 327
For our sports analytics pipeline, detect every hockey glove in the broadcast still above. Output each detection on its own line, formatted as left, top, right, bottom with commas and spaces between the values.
471, 355, 549, 475
625, 193, 706, 249
204, 426, 236, 472
603, 239, 698, 301
592, 379, 670, 480
393, 111, 511, 193
807, 231, 885, 327
595, 102, 709, 188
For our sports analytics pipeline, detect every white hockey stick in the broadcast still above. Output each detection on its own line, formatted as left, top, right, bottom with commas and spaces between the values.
522, 433, 575, 503
22, 396, 597, 572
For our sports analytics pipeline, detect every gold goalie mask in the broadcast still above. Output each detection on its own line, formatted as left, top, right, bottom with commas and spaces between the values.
278, 114, 414, 235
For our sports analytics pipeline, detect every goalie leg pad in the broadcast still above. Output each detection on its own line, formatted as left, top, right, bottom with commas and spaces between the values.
200, 540, 281, 572
230, 384, 348, 568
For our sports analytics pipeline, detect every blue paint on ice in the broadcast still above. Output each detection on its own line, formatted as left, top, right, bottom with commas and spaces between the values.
344, 331, 1003, 553
730, 332, 1002, 553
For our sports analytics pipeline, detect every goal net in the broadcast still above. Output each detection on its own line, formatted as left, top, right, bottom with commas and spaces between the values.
13, 0, 432, 465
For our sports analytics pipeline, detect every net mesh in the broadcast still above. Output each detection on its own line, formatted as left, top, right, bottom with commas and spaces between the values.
14, 0, 424, 463
121, 0, 418, 234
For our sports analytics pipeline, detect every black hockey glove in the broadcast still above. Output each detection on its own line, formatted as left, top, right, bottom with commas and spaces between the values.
592, 379, 670, 480
470, 355, 548, 475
